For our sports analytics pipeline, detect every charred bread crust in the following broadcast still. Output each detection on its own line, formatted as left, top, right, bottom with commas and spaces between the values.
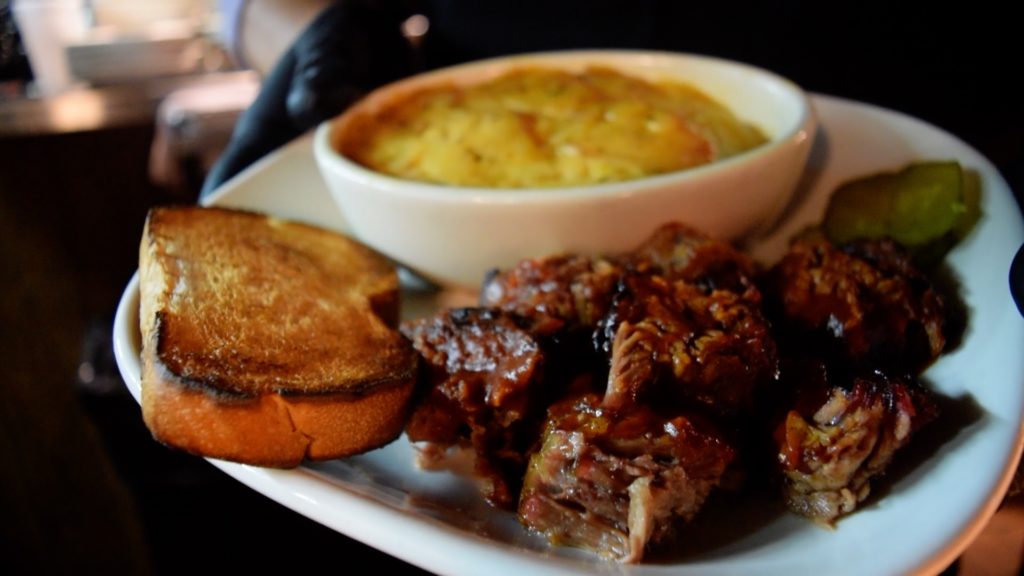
138, 206, 418, 467
141, 349, 415, 468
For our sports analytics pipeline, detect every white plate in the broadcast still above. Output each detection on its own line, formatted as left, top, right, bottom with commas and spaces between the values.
113, 94, 1024, 576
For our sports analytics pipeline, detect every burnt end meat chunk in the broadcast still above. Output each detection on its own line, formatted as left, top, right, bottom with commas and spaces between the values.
773, 361, 937, 524
480, 254, 622, 336
599, 273, 777, 416
624, 222, 760, 297
401, 307, 546, 507
763, 234, 946, 373
518, 394, 735, 563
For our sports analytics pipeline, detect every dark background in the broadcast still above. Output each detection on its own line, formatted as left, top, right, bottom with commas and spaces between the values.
1, 1, 1020, 574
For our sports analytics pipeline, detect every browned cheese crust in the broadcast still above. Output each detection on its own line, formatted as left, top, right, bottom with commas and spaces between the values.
138, 206, 417, 467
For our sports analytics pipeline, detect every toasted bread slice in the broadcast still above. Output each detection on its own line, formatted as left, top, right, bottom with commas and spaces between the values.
138, 206, 417, 468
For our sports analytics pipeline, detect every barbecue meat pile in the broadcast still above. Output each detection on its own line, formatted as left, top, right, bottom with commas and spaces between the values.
401, 224, 949, 561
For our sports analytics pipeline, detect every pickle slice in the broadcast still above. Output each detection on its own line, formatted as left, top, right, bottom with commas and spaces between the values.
823, 161, 979, 261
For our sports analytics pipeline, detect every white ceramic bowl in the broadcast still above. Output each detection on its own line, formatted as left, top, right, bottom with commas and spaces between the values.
314, 50, 817, 288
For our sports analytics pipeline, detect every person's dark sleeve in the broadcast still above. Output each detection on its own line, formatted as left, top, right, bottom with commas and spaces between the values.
201, 0, 416, 199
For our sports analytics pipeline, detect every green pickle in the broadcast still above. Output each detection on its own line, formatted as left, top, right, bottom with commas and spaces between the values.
823, 161, 980, 264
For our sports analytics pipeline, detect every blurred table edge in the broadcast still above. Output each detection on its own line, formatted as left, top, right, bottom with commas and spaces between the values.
956, 493, 1024, 575
0, 69, 258, 138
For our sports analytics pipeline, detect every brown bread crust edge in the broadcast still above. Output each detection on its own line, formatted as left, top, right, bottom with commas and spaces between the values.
141, 350, 415, 468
